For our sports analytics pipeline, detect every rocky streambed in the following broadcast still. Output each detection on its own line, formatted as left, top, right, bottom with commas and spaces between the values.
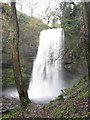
0, 96, 20, 115
1, 96, 51, 118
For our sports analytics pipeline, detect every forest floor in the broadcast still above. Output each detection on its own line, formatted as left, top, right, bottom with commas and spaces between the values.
1, 76, 90, 120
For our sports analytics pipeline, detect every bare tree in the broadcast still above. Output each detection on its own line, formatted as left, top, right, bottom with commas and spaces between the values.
42, 0, 61, 26
26, 0, 38, 17
10, 1, 30, 107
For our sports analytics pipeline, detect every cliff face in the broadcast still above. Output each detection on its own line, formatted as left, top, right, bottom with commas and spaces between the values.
63, 48, 87, 76
2, 3, 87, 87
2, 3, 48, 87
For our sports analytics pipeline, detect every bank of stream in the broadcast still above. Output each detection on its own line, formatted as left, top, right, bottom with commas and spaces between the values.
2, 76, 89, 119
0, 73, 79, 116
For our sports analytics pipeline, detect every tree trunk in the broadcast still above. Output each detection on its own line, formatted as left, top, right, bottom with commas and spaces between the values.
84, 2, 90, 80
10, 2, 30, 107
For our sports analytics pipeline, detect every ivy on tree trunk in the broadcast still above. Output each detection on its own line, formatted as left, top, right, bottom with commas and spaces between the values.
10, 1, 30, 107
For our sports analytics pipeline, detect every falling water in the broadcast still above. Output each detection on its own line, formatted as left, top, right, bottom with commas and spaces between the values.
28, 28, 65, 104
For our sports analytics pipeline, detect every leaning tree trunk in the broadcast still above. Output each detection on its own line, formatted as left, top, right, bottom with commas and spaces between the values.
10, 2, 29, 107
84, 2, 90, 80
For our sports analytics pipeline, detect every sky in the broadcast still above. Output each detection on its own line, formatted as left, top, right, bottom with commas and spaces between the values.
1, 0, 90, 18
0, 0, 61, 18
16, 0, 62, 18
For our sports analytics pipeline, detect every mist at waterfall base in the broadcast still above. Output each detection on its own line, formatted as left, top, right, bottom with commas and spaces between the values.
28, 28, 65, 104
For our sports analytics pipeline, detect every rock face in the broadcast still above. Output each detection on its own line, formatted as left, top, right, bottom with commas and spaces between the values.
0, 96, 20, 114
63, 50, 88, 75
2, 52, 12, 69
2, 45, 38, 86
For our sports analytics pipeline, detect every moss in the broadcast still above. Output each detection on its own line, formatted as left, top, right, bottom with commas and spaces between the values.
2, 68, 15, 87
55, 94, 65, 102
20, 96, 30, 109
2, 107, 21, 119
2, 68, 30, 87
77, 88, 88, 99
0, 116, 2, 120
46, 76, 89, 118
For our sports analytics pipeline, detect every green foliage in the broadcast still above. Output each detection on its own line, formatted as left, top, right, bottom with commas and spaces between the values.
60, 2, 81, 49
57, 2, 87, 74
18, 13, 30, 24
28, 17, 49, 43
2, 3, 11, 17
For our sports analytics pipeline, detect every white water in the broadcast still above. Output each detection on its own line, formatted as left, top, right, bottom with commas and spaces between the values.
28, 28, 65, 103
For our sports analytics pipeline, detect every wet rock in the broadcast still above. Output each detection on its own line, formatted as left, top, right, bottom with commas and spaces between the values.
1, 96, 20, 114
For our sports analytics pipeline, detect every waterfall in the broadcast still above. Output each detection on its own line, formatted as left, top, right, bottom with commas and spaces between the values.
28, 28, 65, 104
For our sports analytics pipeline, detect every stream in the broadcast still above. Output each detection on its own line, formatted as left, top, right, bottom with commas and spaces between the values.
1, 71, 80, 114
